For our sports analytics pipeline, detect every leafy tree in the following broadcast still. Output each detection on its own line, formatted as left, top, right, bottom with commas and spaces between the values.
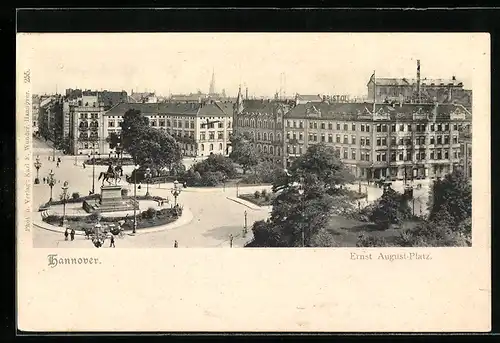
248, 220, 283, 247
229, 131, 259, 174
120, 109, 181, 169
191, 154, 236, 179
428, 169, 471, 227
253, 161, 284, 184
106, 132, 121, 149
369, 187, 412, 229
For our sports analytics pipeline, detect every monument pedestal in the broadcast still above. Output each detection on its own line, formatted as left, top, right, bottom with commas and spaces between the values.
83, 185, 139, 213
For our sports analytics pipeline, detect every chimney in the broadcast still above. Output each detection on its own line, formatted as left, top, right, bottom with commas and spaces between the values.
245, 87, 248, 100
452, 75, 456, 81
417, 60, 421, 104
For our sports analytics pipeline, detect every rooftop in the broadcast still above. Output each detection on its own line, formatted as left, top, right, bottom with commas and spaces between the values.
104, 101, 233, 117
286, 102, 472, 121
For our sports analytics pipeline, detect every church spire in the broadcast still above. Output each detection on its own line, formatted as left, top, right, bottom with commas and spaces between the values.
235, 84, 244, 114
209, 68, 216, 95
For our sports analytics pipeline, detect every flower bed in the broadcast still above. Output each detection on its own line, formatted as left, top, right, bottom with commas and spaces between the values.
238, 191, 275, 207
42, 207, 182, 231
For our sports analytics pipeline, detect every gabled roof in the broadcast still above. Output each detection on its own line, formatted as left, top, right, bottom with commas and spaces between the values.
286, 102, 472, 121
296, 94, 323, 102
103, 101, 232, 117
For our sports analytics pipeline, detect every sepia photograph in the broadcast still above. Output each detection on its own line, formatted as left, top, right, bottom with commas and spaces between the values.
27, 33, 473, 249
16, 29, 490, 332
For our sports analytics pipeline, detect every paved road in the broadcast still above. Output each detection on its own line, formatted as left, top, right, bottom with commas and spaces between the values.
32, 137, 270, 248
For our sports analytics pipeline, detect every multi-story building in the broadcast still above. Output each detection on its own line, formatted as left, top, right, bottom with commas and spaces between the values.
284, 101, 472, 181
68, 94, 106, 156
32, 94, 40, 134
100, 100, 233, 157
232, 87, 292, 167
367, 60, 472, 107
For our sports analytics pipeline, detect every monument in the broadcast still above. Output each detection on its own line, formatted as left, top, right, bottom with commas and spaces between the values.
83, 162, 139, 213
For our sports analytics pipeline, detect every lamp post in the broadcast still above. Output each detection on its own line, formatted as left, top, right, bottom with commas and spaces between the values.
61, 181, 69, 226
171, 180, 182, 207
34, 155, 42, 184
145, 167, 152, 197
133, 164, 139, 234
47, 169, 56, 202
298, 177, 305, 247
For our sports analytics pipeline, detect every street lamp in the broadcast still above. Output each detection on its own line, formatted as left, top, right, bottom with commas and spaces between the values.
133, 164, 140, 234
34, 155, 42, 184
171, 180, 182, 207
297, 177, 305, 247
243, 210, 248, 235
61, 181, 69, 227
145, 167, 152, 197
47, 169, 56, 203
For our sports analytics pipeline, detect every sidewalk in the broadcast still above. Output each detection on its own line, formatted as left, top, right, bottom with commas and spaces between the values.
33, 205, 194, 236
226, 196, 264, 211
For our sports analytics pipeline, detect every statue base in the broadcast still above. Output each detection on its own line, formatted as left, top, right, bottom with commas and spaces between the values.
83, 185, 139, 213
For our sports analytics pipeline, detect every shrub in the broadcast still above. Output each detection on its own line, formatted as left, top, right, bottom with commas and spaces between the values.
87, 211, 102, 223
254, 191, 261, 199
72, 192, 80, 199
264, 194, 271, 202
261, 189, 267, 197
356, 235, 390, 247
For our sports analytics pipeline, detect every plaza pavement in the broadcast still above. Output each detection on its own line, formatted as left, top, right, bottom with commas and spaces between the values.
31, 137, 430, 248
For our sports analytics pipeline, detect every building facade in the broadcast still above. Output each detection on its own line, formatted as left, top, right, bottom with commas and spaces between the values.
284, 101, 472, 181
68, 94, 106, 156
232, 95, 292, 168
100, 101, 233, 157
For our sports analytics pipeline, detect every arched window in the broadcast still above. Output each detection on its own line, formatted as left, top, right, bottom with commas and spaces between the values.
250, 119, 254, 128
258, 120, 261, 128
264, 133, 268, 141
252, 131, 255, 139
210, 144, 214, 151
277, 148, 281, 156
271, 121, 275, 129
270, 146, 274, 154
264, 146, 268, 153
257, 145, 262, 152
201, 144, 205, 151
270, 133, 274, 141
219, 143, 223, 150
264, 120, 267, 129
257, 132, 261, 140
277, 133, 281, 141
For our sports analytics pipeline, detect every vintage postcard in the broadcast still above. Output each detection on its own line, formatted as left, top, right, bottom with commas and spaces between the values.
17, 32, 490, 332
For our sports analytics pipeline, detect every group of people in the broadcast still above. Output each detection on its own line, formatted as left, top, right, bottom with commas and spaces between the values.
64, 228, 76, 241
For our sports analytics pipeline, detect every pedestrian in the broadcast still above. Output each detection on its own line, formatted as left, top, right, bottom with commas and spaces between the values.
229, 234, 233, 248
70, 228, 75, 241
174, 240, 178, 248
56, 161, 59, 168
83, 162, 86, 169
48, 156, 50, 161
42, 177, 46, 183
110, 234, 115, 248
64, 228, 69, 241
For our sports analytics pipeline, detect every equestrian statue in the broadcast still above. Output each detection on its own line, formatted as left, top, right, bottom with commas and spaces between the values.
98, 162, 123, 185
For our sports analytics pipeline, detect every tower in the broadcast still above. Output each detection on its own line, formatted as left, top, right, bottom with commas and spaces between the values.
235, 85, 244, 114
209, 68, 216, 95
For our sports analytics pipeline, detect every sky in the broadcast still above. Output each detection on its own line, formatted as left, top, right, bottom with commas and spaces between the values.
19, 33, 486, 98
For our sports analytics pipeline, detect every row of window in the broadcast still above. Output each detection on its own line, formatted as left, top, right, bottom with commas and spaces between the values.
243, 131, 282, 142
238, 118, 282, 129
285, 120, 464, 133
79, 113, 99, 119
200, 132, 225, 140
255, 144, 282, 156
286, 145, 461, 162
375, 149, 460, 162
375, 135, 459, 146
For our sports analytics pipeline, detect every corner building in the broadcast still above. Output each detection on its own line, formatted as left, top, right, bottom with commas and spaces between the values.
284, 101, 472, 181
